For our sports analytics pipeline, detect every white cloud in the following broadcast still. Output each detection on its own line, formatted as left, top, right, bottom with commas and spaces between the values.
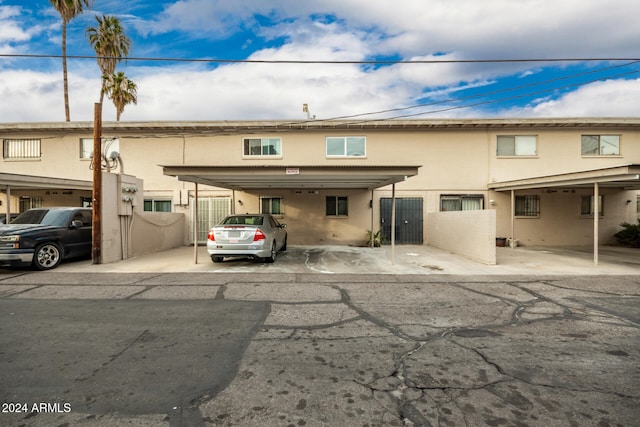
130, 0, 640, 59
0, 5, 30, 44
1, 0, 640, 122
502, 78, 640, 117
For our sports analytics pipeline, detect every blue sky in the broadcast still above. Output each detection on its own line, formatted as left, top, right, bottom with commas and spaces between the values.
1, 0, 639, 122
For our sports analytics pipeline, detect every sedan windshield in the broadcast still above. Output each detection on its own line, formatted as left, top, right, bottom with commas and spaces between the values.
12, 210, 71, 227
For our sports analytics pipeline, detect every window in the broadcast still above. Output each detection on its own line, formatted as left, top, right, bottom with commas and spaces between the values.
581, 195, 604, 216
80, 138, 120, 159
497, 135, 537, 156
19, 196, 42, 212
144, 199, 172, 212
440, 195, 484, 211
243, 137, 282, 157
261, 197, 283, 215
3, 139, 41, 159
581, 135, 620, 156
326, 137, 366, 157
515, 195, 539, 217
326, 196, 348, 216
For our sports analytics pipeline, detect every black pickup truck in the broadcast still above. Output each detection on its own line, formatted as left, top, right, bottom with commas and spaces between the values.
0, 207, 92, 270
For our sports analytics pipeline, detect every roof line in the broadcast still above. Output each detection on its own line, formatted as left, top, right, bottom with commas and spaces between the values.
2, 118, 640, 133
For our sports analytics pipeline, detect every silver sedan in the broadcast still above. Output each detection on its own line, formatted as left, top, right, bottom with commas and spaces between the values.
207, 214, 287, 263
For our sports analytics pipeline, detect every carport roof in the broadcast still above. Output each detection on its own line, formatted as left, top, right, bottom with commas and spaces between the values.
488, 164, 640, 191
0, 172, 93, 191
162, 165, 421, 190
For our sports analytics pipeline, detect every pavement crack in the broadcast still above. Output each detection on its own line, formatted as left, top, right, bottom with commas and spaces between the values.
215, 284, 227, 300
75, 329, 152, 383
539, 279, 640, 297
336, 286, 416, 342
124, 286, 155, 299
0, 284, 44, 297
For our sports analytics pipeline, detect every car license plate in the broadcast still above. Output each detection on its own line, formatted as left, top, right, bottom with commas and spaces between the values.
229, 239, 238, 243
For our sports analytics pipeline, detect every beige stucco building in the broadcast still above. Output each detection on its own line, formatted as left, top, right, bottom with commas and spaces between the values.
2, 118, 639, 260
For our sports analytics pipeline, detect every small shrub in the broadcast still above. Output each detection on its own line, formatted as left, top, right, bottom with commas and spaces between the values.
366, 229, 384, 247
614, 220, 640, 248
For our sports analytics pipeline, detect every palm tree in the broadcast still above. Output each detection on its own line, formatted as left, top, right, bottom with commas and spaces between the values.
50, 0, 93, 121
86, 15, 131, 103
104, 72, 137, 121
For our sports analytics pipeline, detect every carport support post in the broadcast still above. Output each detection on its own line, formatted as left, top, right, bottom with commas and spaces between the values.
594, 182, 599, 266
391, 183, 396, 264
510, 190, 515, 248
92, 102, 102, 265
5, 186, 10, 221
194, 182, 199, 264
370, 189, 374, 248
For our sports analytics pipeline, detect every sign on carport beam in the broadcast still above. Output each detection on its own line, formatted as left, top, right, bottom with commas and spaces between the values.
286, 168, 300, 175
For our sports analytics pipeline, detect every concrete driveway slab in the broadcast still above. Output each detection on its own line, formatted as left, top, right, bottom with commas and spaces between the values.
35, 244, 640, 275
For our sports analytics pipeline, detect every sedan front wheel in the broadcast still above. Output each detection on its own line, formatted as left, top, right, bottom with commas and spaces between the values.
33, 242, 62, 270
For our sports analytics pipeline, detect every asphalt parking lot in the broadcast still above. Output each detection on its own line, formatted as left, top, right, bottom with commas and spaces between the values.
1, 245, 638, 426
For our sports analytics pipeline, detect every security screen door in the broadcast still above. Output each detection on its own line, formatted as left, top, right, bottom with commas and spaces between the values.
189, 197, 231, 244
380, 198, 423, 244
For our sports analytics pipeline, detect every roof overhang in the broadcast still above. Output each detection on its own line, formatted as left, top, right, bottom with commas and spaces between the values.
162, 165, 421, 190
488, 165, 640, 191
3, 118, 640, 133
0, 173, 93, 191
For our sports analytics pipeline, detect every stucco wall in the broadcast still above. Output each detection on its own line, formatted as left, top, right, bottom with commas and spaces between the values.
101, 173, 145, 264
1, 122, 638, 249
131, 211, 185, 256
427, 210, 496, 265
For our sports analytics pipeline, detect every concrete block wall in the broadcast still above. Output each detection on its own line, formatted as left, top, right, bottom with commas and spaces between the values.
131, 211, 185, 256
427, 210, 496, 265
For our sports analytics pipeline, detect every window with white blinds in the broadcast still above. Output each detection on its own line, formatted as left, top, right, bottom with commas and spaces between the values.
3, 139, 41, 159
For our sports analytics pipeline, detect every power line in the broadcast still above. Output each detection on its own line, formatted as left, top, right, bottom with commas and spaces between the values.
347, 68, 640, 122
326, 61, 640, 121
2, 53, 640, 64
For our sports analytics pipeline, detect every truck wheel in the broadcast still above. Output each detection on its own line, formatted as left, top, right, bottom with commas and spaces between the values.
33, 243, 62, 270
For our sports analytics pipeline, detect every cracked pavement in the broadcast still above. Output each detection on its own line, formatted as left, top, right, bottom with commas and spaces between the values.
0, 272, 638, 426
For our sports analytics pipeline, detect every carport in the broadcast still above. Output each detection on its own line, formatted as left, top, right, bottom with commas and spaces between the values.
1, 172, 93, 218
161, 165, 421, 262
489, 164, 640, 265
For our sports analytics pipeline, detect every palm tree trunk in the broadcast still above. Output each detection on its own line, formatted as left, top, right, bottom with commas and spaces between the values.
62, 21, 70, 122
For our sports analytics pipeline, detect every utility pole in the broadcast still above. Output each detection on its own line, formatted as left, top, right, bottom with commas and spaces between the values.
92, 102, 102, 264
